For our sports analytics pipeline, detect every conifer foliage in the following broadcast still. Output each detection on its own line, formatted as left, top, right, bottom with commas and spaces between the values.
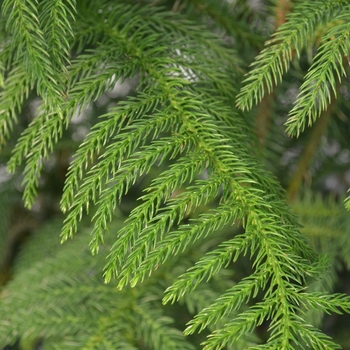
1, 0, 350, 349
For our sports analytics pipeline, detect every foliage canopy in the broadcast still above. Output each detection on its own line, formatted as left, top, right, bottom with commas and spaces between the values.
1, 0, 350, 349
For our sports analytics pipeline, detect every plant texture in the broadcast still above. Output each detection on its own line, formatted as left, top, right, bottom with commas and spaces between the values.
1, 0, 350, 349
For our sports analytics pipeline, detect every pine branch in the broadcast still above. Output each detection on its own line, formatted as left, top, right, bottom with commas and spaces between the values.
0, 65, 32, 148
285, 14, 350, 136
185, 269, 271, 334
1, 1, 350, 349
3, 0, 75, 207
39, 0, 76, 76
2, 0, 71, 102
235, 0, 346, 111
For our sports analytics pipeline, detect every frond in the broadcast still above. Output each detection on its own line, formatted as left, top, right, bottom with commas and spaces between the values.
285, 14, 350, 136
60, 90, 174, 240
235, 0, 347, 111
1, 1, 350, 349
3, 0, 75, 207
200, 301, 273, 350
39, 0, 76, 75
2, 0, 70, 100
0, 65, 32, 148
235, 0, 350, 211
184, 269, 271, 334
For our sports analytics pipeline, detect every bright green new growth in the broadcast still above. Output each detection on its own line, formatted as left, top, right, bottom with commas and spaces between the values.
236, 0, 350, 136
1, 0, 350, 349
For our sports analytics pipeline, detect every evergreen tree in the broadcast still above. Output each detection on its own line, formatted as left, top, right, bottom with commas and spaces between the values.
1, 0, 350, 349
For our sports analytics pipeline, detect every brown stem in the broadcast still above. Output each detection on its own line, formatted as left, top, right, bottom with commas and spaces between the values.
286, 101, 335, 201
0, 211, 40, 287
255, 91, 274, 147
286, 50, 350, 201
275, 0, 292, 28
